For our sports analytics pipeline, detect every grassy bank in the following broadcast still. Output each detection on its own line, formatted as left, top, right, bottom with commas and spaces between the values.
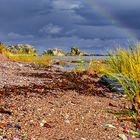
7, 53, 52, 64
1, 49, 52, 64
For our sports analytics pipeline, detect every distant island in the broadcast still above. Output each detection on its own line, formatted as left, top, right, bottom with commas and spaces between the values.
0, 41, 107, 57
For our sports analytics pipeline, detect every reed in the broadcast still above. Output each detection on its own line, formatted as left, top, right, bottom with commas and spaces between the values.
105, 43, 140, 114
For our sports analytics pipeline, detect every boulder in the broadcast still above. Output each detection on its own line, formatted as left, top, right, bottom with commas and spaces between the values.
69, 47, 88, 56
71, 47, 81, 55
42, 48, 65, 56
79, 52, 88, 56
100, 74, 134, 93
7, 44, 37, 56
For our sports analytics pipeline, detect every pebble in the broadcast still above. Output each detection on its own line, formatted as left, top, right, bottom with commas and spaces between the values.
7, 122, 13, 127
13, 137, 20, 140
31, 138, 36, 140
82, 116, 84, 120
42, 120, 46, 123
29, 120, 34, 124
2, 136, 7, 140
118, 134, 127, 140
14, 124, 21, 129
64, 120, 70, 124
102, 124, 116, 129
48, 113, 51, 116
40, 120, 47, 127
81, 138, 86, 140
19, 113, 24, 116
40, 123, 44, 127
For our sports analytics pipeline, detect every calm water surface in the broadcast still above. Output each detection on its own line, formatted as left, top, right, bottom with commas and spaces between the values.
51, 56, 107, 71
51, 55, 107, 60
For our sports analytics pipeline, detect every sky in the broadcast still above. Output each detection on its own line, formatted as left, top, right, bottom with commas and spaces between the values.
0, 0, 140, 54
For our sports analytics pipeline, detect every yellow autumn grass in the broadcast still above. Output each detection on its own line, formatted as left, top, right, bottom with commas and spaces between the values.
107, 43, 140, 82
104, 43, 140, 114
0, 43, 52, 64
85, 57, 106, 75
3, 50, 52, 64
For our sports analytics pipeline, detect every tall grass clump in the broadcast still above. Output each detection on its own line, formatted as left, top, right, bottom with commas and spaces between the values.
106, 43, 140, 114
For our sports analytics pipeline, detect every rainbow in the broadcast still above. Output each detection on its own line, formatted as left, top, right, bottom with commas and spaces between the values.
85, 0, 138, 41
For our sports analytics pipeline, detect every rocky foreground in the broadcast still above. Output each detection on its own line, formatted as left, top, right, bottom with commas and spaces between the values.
0, 59, 137, 140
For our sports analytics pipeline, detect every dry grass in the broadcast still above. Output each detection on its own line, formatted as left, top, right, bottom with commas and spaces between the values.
0, 43, 52, 64
105, 43, 140, 114
86, 58, 105, 75
106, 43, 140, 82
3, 50, 52, 64
9, 54, 52, 64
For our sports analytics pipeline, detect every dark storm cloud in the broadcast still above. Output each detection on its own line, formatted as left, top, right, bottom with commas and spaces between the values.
0, 0, 52, 34
90, 0, 140, 30
0, 0, 139, 53
74, 3, 112, 27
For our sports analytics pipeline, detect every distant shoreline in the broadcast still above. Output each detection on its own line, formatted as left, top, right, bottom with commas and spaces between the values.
89, 54, 109, 56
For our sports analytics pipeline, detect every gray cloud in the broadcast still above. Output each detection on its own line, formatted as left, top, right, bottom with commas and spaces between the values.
52, 0, 83, 10
87, 0, 140, 31
39, 24, 63, 35
7, 32, 34, 40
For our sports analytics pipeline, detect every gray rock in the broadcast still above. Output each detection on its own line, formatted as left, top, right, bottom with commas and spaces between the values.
7, 44, 37, 55
100, 74, 134, 93
41, 48, 65, 56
